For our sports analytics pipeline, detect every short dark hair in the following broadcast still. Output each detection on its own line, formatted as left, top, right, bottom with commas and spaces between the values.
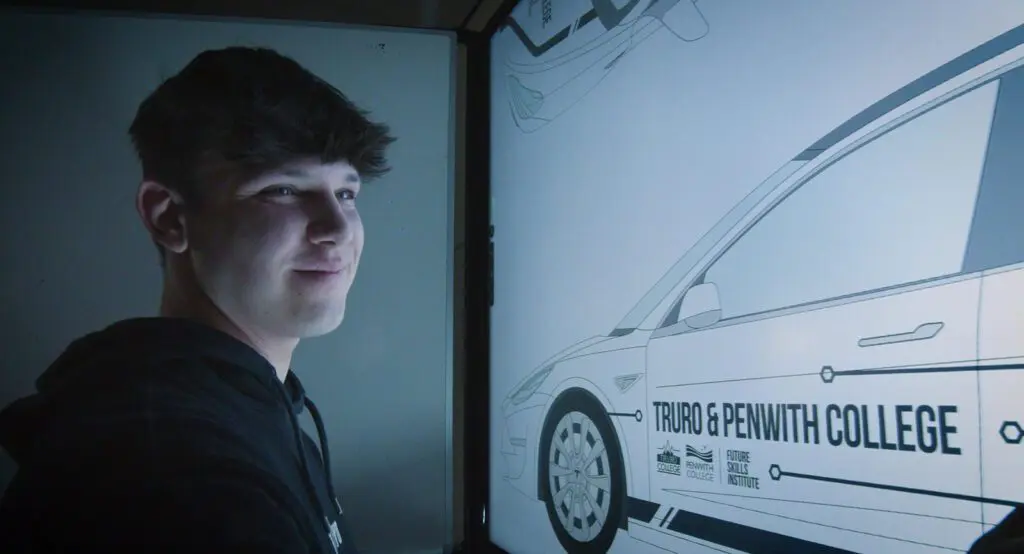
129, 46, 396, 208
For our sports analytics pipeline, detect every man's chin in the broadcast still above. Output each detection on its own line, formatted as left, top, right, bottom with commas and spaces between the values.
292, 306, 347, 339
300, 319, 345, 339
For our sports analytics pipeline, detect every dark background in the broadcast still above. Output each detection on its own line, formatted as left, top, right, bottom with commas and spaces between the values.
0, 0, 512, 551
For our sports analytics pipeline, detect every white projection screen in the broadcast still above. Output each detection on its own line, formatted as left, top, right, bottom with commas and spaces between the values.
488, 2, 1024, 553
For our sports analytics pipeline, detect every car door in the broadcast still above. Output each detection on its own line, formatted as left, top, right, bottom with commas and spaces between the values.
964, 63, 1024, 537
644, 77, 1001, 553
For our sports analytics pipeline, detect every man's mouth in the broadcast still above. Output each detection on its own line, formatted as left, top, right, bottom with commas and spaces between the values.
293, 265, 349, 283
296, 269, 342, 275
295, 261, 348, 274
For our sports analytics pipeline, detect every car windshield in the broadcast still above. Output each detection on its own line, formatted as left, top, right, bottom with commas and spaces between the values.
611, 161, 806, 332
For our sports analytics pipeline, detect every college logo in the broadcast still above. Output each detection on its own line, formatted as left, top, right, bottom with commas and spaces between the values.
685, 445, 713, 463
656, 441, 681, 475
684, 445, 716, 482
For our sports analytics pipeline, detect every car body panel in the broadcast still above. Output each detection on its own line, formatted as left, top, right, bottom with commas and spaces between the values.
977, 264, 1024, 529
645, 274, 985, 551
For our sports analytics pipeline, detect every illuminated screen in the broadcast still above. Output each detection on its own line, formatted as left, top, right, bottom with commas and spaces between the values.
488, 2, 1024, 553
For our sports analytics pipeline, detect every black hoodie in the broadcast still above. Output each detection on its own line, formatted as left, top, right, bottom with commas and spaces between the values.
0, 317, 357, 554
969, 507, 1024, 554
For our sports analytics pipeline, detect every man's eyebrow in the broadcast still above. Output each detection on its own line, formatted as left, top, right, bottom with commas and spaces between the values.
257, 166, 361, 185
277, 168, 315, 179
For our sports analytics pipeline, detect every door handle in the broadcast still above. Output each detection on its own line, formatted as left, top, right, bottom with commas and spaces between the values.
858, 322, 944, 347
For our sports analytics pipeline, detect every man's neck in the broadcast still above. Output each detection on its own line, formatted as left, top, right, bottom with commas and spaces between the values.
159, 280, 295, 382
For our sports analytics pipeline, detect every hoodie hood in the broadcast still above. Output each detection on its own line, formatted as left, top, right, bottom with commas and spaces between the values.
0, 317, 306, 465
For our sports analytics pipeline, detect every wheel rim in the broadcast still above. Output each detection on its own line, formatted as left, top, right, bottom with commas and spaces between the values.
547, 410, 613, 542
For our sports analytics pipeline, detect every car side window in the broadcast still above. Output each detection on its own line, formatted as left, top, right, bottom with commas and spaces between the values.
700, 80, 999, 321
962, 66, 1024, 274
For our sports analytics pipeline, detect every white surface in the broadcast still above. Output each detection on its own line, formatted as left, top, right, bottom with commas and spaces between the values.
489, 1, 1024, 553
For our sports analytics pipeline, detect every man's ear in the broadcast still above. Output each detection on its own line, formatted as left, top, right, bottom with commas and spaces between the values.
136, 181, 188, 255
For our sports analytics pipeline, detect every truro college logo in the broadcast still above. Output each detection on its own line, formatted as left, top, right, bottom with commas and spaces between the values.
656, 441, 681, 475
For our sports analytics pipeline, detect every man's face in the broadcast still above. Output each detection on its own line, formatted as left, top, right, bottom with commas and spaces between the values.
185, 159, 364, 341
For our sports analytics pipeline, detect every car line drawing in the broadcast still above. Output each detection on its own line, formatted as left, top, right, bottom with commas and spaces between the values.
498, 0, 710, 133
498, 23, 1024, 554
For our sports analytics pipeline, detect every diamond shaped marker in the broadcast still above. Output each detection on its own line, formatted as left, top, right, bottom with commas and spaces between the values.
999, 421, 1023, 444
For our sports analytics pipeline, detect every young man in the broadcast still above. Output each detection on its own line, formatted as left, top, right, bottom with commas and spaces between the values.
0, 46, 394, 553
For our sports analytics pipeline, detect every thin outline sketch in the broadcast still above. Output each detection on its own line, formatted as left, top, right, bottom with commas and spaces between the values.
495, 23, 1024, 554
498, 0, 711, 133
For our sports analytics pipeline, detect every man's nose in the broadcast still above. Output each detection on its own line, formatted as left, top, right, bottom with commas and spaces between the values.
307, 196, 351, 245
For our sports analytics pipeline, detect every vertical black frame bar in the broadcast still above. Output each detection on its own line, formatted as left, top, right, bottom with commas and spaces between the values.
460, 1, 521, 552
460, 25, 494, 552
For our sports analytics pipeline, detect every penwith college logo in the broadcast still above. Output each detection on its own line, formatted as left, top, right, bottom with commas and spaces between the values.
684, 444, 716, 482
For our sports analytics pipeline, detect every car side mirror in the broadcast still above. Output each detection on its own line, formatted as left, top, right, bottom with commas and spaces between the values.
643, 0, 710, 42
678, 282, 721, 329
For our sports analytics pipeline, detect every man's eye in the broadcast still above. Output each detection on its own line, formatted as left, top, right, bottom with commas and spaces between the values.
262, 186, 297, 197
336, 189, 356, 201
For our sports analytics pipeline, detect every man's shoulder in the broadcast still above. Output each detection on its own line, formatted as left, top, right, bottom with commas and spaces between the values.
118, 355, 275, 419
0, 423, 315, 553
5, 355, 294, 506
51, 356, 247, 424
26, 356, 279, 474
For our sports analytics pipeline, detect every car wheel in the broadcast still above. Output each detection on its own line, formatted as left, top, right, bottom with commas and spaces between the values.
539, 388, 625, 554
